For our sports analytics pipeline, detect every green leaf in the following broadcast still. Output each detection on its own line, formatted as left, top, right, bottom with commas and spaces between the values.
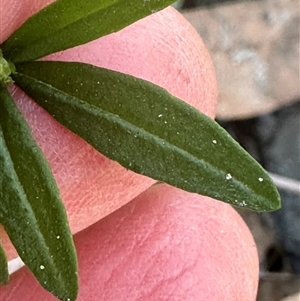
1, 0, 175, 63
13, 61, 281, 212
0, 84, 78, 301
0, 243, 9, 285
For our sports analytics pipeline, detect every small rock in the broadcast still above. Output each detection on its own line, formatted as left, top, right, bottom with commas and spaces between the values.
182, 0, 299, 120
281, 292, 300, 301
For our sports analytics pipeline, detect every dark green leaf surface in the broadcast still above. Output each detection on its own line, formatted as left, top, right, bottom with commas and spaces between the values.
14, 61, 281, 212
0, 244, 8, 284
0, 84, 78, 301
1, 0, 175, 63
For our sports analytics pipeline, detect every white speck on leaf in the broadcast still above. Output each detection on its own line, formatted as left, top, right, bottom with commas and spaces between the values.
158, 114, 162, 118
258, 177, 264, 182
212, 140, 217, 144
40, 265, 45, 270
56, 236, 60, 239
239, 201, 247, 207
226, 173, 232, 180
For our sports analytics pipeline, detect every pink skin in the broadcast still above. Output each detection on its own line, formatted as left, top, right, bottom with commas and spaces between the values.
0, 1, 258, 300
1, 185, 258, 301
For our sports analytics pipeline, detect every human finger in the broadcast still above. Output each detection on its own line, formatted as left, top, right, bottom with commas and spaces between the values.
0, 184, 259, 301
1, 5, 218, 259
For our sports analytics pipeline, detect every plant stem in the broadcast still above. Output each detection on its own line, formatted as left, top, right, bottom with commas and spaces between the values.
0, 49, 15, 84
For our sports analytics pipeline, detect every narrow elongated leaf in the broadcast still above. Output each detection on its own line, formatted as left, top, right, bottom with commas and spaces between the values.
0, 243, 8, 284
0, 84, 78, 301
13, 61, 281, 212
1, 0, 175, 63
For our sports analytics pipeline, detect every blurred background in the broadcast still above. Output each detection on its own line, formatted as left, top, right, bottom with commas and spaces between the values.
174, 0, 300, 300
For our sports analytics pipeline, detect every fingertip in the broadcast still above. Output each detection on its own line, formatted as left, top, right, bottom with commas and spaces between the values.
1, 184, 258, 301
7, 6, 218, 242
0, 0, 55, 43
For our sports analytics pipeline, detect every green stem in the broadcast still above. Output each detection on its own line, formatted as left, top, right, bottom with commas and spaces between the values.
0, 49, 15, 84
